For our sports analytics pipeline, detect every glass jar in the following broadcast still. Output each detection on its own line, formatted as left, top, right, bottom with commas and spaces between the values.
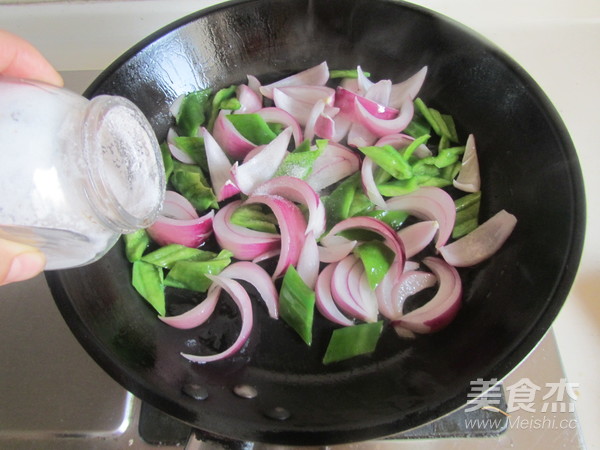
0, 76, 165, 270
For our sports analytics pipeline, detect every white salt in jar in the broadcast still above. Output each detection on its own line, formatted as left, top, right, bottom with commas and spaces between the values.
0, 76, 165, 270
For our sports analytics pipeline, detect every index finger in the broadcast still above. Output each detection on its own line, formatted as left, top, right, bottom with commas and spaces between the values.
0, 29, 63, 87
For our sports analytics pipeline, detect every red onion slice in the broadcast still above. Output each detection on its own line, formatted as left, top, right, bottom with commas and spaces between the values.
439, 209, 517, 267
182, 274, 254, 363
212, 110, 256, 160
354, 97, 414, 137
147, 191, 214, 248
220, 261, 279, 319
213, 200, 280, 260
306, 141, 360, 193
318, 235, 357, 263
375, 260, 403, 320
273, 85, 335, 126
231, 127, 292, 195
235, 84, 262, 114
260, 61, 329, 99
388, 66, 428, 108
393, 256, 462, 336
364, 79, 392, 106
201, 127, 238, 202
303, 99, 326, 142
327, 216, 406, 278
361, 156, 386, 208
335, 86, 398, 120
244, 194, 307, 279
315, 263, 354, 327
296, 231, 319, 289
356, 65, 373, 94
159, 284, 221, 329
385, 186, 456, 249
254, 107, 303, 148
347, 122, 378, 147
169, 94, 185, 118
331, 113, 353, 143
397, 220, 439, 258
246, 74, 262, 97
389, 270, 437, 319
331, 254, 374, 322
167, 128, 195, 164
453, 134, 481, 193
254, 175, 326, 238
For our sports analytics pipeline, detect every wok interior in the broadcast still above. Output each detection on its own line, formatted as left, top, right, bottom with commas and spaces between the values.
47, 0, 584, 445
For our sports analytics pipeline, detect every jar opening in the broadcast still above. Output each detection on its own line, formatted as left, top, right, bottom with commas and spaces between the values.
82, 95, 165, 233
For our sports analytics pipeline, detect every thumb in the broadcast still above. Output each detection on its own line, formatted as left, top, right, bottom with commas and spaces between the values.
0, 238, 46, 286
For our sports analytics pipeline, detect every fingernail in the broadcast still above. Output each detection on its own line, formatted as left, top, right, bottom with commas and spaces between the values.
2, 251, 46, 285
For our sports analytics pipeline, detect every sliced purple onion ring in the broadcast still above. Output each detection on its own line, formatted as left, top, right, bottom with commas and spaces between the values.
326, 216, 406, 279
212, 110, 256, 160
159, 284, 221, 329
353, 97, 414, 137
318, 235, 357, 263
315, 262, 354, 327
254, 107, 303, 148
220, 261, 279, 319
182, 275, 254, 363
361, 156, 386, 208
389, 270, 437, 319
231, 127, 292, 195
254, 175, 326, 238
439, 209, 517, 267
331, 254, 375, 323
260, 61, 329, 99
273, 85, 335, 126
393, 256, 462, 337
244, 194, 307, 279
147, 191, 214, 248
235, 84, 262, 114
296, 231, 319, 289
388, 66, 428, 108
306, 141, 360, 193
397, 220, 439, 258
453, 134, 480, 193
385, 186, 456, 249
212, 200, 280, 260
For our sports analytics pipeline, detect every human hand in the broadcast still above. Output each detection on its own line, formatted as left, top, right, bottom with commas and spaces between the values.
0, 29, 63, 86
0, 238, 46, 286
0, 30, 61, 285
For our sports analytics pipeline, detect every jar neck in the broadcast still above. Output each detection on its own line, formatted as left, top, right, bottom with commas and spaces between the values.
81, 95, 165, 234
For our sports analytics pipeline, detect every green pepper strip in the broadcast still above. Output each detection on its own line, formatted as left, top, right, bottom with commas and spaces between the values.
358, 144, 413, 180
124, 229, 150, 262
164, 250, 233, 293
452, 192, 481, 238
170, 161, 218, 211
176, 89, 211, 137
279, 265, 315, 346
160, 143, 174, 181
230, 204, 278, 233
172, 136, 208, 172
132, 261, 165, 316
354, 241, 395, 289
323, 321, 383, 364
329, 69, 371, 79
141, 244, 217, 269
226, 113, 278, 145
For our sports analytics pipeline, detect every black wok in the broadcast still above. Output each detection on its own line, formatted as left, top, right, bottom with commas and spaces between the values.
46, 0, 585, 445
